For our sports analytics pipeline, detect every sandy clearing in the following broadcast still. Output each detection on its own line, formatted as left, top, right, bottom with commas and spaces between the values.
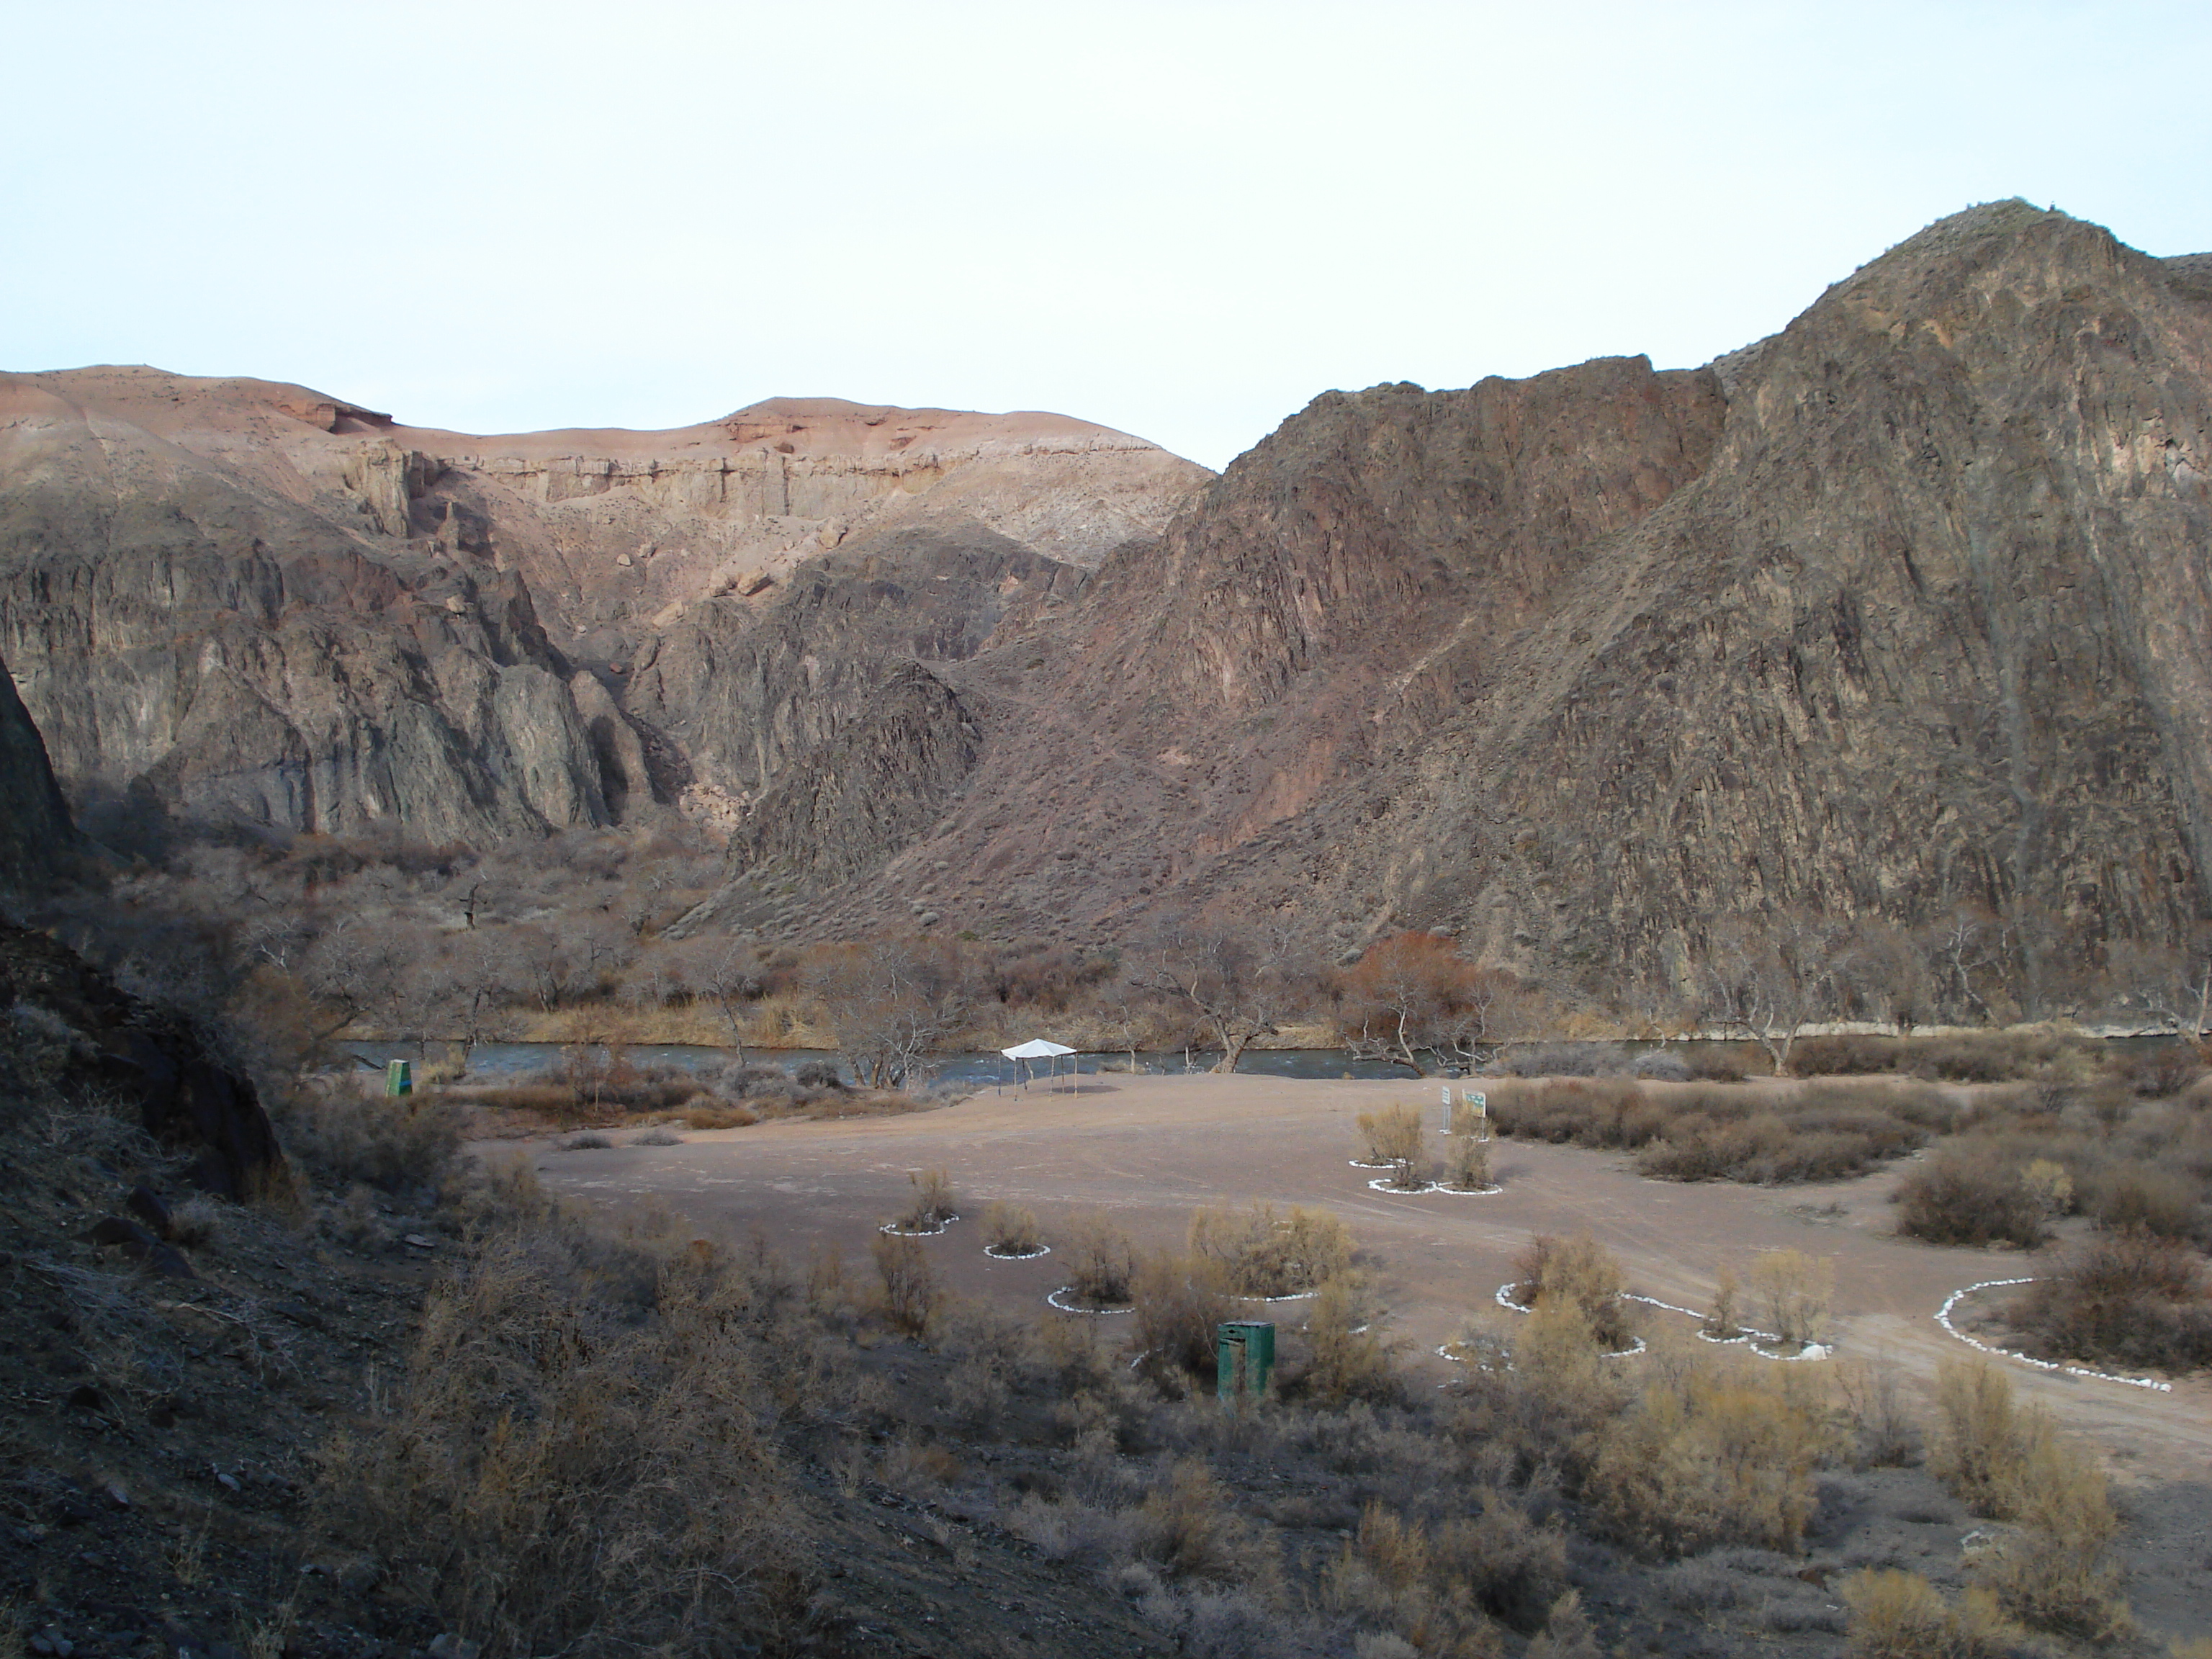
508, 1071, 2212, 1480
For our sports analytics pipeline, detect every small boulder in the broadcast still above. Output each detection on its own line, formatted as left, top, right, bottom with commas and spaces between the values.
125, 1185, 171, 1236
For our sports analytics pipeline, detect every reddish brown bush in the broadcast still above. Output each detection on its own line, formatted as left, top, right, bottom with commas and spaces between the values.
1896, 1154, 2049, 1249
2013, 1233, 2212, 1372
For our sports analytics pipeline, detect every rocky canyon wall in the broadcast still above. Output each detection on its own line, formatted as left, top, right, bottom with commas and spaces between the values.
724, 204, 2212, 1004
0, 374, 1205, 848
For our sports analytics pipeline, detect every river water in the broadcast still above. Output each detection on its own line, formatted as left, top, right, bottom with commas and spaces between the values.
338, 1040, 1441, 1087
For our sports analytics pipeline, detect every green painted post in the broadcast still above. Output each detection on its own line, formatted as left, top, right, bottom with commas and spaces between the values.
385, 1058, 413, 1098
1215, 1321, 1276, 1406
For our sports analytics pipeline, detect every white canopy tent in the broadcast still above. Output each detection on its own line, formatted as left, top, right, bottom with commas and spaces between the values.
999, 1038, 1079, 1093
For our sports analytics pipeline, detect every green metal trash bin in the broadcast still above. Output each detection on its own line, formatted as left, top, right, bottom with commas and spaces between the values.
1216, 1321, 1275, 1406
385, 1058, 413, 1098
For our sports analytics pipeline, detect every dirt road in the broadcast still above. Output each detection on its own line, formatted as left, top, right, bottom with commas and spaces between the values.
511, 1071, 2212, 1479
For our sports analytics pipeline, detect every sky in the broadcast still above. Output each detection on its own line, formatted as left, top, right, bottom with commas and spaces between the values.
4, 2, 2208, 473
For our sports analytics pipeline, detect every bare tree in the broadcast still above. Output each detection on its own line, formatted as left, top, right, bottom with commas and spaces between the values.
2108, 931, 2212, 1038
687, 934, 763, 1061
1339, 932, 1529, 1074
1697, 909, 1857, 1076
1136, 919, 1308, 1073
298, 915, 413, 1040
815, 938, 970, 1089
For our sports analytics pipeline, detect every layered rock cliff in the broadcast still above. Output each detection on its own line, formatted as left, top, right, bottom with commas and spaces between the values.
0, 374, 1205, 844
729, 204, 2212, 1001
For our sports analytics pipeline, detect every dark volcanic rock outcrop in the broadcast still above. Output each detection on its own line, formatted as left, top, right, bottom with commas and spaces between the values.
1, 920, 289, 1200
0, 648, 79, 891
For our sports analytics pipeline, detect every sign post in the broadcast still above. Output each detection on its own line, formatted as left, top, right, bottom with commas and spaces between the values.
1459, 1089, 1489, 1140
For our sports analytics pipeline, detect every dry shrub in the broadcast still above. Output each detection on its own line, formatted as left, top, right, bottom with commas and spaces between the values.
1298, 1278, 1398, 1405
273, 1084, 462, 1193
680, 1098, 757, 1130
1929, 1359, 2023, 1516
1323, 1493, 1561, 1648
1510, 1233, 1637, 1351
1132, 1252, 1233, 1381
1702, 1269, 1743, 1341
166, 1192, 228, 1251
1493, 1078, 1663, 1147
442, 1082, 581, 1116
1187, 1202, 1353, 1298
1064, 1211, 1136, 1309
1498, 1072, 1943, 1184
1682, 1043, 1761, 1082
2080, 1159, 2201, 1238
1897, 1153, 2049, 1248
2109, 1041, 2206, 1099
896, 1167, 960, 1232
983, 1201, 1042, 1256
1746, 1249, 1834, 1351
1840, 1570, 2018, 1659
1450, 1300, 1633, 1488
806, 1244, 853, 1316
1930, 1359, 2130, 1639
315, 1221, 809, 1656
1526, 1589, 1601, 1659
1134, 1460, 1281, 1591
2014, 1231, 2212, 1371
1587, 1357, 1833, 1556
1836, 1358, 1924, 1468
871, 1233, 940, 1335
1904, 1028, 2096, 1084
320, 1183, 392, 1250
1443, 1135, 1492, 1191
1355, 1105, 1426, 1183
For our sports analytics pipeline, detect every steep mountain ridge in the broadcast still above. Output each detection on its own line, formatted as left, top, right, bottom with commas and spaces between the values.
728, 204, 2212, 1004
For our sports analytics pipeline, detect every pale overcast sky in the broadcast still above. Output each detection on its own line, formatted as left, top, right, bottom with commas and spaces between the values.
5, 1, 2206, 472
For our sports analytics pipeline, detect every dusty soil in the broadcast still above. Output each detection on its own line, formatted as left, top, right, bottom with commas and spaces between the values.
519, 1071, 2212, 1483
